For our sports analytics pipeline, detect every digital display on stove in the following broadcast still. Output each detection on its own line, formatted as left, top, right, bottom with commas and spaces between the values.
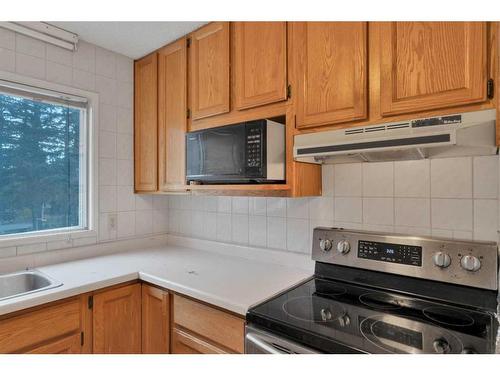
358, 240, 422, 266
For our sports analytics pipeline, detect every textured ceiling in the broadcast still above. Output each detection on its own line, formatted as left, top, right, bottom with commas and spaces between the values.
50, 22, 207, 59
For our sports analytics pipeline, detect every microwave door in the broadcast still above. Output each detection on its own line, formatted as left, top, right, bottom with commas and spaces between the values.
187, 126, 246, 182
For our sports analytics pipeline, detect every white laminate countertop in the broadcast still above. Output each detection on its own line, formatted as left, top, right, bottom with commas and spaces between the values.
0, 241, 313, 316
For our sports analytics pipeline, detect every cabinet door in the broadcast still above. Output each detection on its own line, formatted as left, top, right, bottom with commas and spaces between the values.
234, 22, 287, 110
158, 39, 187, 191
134, 53, 158, 192
380, 22, 487, 116
190, 22, 230, 120
292, 22, 368, 129
28, 334, 82, 354
93, 284, 142, 353
0, 298, 82, 353
142, 284, 170, 353
172, 328, 228, 354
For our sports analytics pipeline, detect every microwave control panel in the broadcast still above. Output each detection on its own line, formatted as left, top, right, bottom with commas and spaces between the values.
246, 122, 264, 171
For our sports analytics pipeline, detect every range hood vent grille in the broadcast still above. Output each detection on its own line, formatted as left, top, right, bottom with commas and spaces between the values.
344, 122, 411, 136
294, 109, 497, 164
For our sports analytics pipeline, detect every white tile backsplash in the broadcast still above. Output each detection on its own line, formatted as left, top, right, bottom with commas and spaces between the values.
15, 53, 45, 79
334, 197, 362, 223
16, 34, 45, 58
0, 28, 15, 50
394, 159, 430, 197
334, 163, 362, 196
0, 48, 15, 72
431, 157, 472, 198
362, 162, 394, 197
473, 156, 498, 199
362, 197, 394, 225
267, 217, 286, 250
394, 198, 430, 228
232, 214, 249, 245
431, 198, 473, 231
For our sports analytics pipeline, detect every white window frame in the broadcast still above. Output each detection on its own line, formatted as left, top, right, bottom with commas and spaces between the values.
0, 71, 99, 248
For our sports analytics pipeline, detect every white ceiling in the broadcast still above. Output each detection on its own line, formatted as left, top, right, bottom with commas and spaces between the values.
50, 22, 207, 59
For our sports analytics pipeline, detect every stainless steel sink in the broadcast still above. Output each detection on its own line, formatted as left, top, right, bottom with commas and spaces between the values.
0, 269, 62, 301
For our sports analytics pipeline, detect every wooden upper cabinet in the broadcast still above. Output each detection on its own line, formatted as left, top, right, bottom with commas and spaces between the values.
380, 22, 487, 116
93, 284, 142, 354
291, 22, 368, 129
158, 39, 187, 191
134, 53, 158, 192
234, 22, 287, 110
190, 22, 230, 120
142, 285, 170, 354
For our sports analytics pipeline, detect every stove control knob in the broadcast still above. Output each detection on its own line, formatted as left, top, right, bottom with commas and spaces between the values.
336, 240, 351, 255
319, 239, 333, 252
460, 255, 481, 272
433, 338, 451, 354
337, 313, 351, 328
432, 252, 451, 268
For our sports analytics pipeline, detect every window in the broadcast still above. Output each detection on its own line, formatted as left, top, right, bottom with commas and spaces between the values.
0, 80, 89, 238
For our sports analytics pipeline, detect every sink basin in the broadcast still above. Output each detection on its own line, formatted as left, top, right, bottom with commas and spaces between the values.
0, 269, 62, 301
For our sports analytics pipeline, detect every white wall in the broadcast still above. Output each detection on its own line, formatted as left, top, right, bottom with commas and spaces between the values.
0, 28, 170, 259
1, 27, 498, 261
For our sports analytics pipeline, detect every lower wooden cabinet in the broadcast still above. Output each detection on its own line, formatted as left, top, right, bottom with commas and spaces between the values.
27, 333, 82, 354
142, 284, 170, 353
0, 282, 245, 354
172, 294, 245, 354
93, 283, 142, 354
0, 296, 88, 354
172, 327, 229, 354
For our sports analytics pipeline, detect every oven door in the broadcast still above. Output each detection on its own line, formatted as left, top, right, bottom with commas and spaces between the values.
186, 123, 252, 183
245, 325, 320, 354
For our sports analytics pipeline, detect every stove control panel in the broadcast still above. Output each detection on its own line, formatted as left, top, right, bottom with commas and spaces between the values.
312, 227, 498, 290
358, 240, 422, 266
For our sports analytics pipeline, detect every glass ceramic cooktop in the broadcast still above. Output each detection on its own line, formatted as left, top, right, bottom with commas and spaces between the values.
247, 278, 497, 354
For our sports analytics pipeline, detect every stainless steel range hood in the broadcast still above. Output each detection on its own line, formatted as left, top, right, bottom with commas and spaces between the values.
293, 109, 498, 164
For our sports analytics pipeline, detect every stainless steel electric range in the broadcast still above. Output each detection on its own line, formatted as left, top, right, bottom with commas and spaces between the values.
246, 228, 500, 354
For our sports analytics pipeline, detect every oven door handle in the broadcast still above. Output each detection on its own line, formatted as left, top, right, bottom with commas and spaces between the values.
246, 333, 291, 354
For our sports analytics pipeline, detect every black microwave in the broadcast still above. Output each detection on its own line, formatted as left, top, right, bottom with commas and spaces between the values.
186, 119, 285, 184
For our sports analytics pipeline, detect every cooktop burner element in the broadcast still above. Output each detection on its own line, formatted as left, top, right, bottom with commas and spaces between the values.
359, 292, 403, 310
282, 296, 345, 323
422, 306, 475, 327
359, 315, 464, 354
246, 228, 499, 354
314, 279, 347, 297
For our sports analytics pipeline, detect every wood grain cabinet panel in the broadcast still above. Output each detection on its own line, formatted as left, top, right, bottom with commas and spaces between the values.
172, 328, 228, 354
173, 294, 245, 353
134, 53, 158, 192
93, 284, 142, 354
291, 22, 368, 129
28, 333, 82, 354
142, 284, 170, 353
0, 298, 82, 353
158, 39, 188, 191
380, 22, 487, 116
234, 22, 287, 110
190, 22, 230, 120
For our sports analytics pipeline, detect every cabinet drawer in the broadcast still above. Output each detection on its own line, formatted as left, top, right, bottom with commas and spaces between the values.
0, 298, 81, 353
173, 295, 245, 353
172, 328, 228, 354
28, 333, 82, 354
